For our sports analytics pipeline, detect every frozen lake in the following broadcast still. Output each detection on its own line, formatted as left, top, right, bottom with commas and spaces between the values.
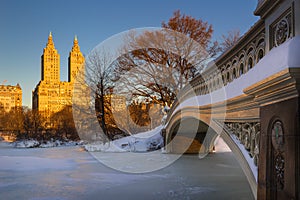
0, 141, 254, 200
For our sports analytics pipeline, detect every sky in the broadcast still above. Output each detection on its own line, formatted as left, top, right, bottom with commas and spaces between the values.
0, 0, 259, 108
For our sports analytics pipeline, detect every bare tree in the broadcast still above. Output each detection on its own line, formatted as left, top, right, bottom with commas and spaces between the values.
112, 100, 163, 135
83, 48, 117, 140
7, 107, 24, 134
51, 105, 79, 140
114, 10, 219, 107
220, 29, 240, 52
0, 106, 23, 137
0, 103, 5, 131
22, 109, 45, 139
112, 108, 141, 136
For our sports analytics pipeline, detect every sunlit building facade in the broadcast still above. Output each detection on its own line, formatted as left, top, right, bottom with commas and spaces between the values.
0, 84, 22, 112
32, 33, 84, 126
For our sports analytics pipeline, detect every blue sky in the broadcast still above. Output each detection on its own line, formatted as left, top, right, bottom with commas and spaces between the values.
0, 0, 259, 107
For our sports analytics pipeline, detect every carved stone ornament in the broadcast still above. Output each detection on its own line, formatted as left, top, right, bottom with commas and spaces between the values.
225, 122, 260, 167
274, 18, 289, 47
274, 153, 285, 190
271, 121, 284, 151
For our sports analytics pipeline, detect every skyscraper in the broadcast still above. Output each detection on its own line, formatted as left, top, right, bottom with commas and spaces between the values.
32, 33, 84, 126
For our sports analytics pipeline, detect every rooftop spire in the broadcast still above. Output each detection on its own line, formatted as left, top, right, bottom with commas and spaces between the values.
46, 31, 55, 48
72, 35, 80, 52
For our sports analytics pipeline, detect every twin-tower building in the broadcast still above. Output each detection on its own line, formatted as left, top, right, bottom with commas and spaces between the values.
32, 33, 85, 125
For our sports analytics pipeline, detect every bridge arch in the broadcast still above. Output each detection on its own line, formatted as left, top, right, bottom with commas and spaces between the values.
166, 116, 213, 154
164, 107, 257, 196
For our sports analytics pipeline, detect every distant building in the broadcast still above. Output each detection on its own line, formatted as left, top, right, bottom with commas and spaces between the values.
108, 94, 126, 112
0, 83, 22, 112
32, 33, 84, 126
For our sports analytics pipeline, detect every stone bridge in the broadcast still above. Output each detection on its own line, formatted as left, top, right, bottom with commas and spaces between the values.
163, 0, 300, 199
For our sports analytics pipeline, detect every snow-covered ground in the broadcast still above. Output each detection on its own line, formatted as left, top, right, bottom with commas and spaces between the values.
83, 125, 231, 154
11, 123, 230, 155
13, 139, 83, 148
0, 140, 253, 200
214, 136, 231, 152
84, 125, 164, 152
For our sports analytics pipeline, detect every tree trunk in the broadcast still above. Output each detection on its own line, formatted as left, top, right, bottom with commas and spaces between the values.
100, 79, 107, 141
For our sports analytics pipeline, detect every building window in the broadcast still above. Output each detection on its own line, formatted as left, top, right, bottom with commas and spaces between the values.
232, 68, 237, 79
248, 57, 253, 70
257, 49, 264, 62
239, 63, 244, 76
227, 72, 230, 82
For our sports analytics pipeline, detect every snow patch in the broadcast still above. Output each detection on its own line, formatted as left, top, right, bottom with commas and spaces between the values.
13, 140, 83, 148
84, 142, 127, 152
84, 126, 164, 152
214, 137, 231, 153
14, 139, 40, 148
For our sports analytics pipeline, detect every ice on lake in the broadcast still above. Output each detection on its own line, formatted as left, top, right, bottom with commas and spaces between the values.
0, 139, 253, 200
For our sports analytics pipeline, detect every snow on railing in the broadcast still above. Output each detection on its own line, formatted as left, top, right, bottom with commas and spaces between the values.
166, 20, 265, 122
